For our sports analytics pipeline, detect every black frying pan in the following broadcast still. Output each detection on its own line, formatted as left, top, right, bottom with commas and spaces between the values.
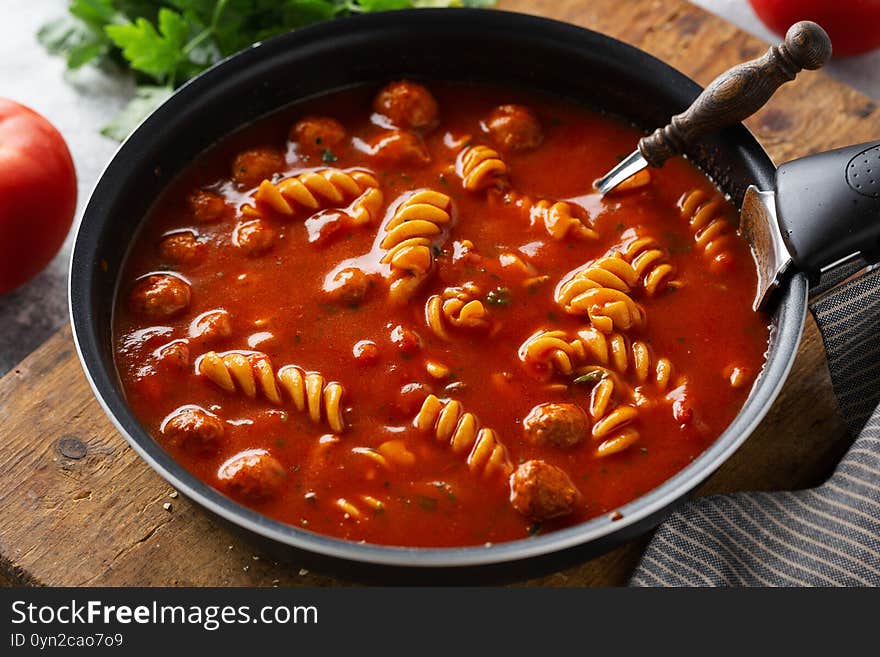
68, 9, 866, 581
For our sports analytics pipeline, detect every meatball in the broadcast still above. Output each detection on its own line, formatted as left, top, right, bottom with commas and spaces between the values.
392, 382, 433, 419
231, 148, 285, 187
373, 80, 438, 129
510, 460, 581, 522
523, 402, 588, 448
291, 116, 346, 153
366, 130, 430, 167
161, 406, 224, 454
324, 267, 375, 306
390, 324, 421, 355
190, 309, 232, 341
485, 104, 543, 152
154, 340, 190, 371
188, 190, 229, 223
159, 230, 203, 264
352, 340, 380, 366
217, 449, 286, 502
128, 273, 191, 319
233, 219, 276, 256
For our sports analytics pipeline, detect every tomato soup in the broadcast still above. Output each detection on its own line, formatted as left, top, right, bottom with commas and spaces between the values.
113, 82, 769, 547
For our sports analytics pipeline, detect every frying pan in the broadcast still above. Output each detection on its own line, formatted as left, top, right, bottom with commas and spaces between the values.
68, 9, 879, 580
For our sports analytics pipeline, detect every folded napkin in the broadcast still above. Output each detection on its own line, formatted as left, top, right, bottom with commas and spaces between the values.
630, 268, 880, 586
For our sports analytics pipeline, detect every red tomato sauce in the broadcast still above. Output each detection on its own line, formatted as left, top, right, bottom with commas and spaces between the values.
113, 82, 770, 547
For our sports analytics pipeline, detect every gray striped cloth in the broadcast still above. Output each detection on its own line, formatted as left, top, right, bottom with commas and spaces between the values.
630, 268, 880, 586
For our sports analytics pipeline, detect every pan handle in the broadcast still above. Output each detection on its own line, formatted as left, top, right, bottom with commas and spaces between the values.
776, 139, 880, 280
638, 21, 832, 168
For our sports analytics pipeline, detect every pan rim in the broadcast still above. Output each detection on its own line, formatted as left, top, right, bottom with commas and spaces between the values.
68, 8, 807, 568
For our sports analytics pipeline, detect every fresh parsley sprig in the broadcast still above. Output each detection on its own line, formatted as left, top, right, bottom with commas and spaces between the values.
39, 0, 494, 140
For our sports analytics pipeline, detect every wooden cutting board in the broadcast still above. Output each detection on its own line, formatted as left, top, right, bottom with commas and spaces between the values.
1, 0, 877, 587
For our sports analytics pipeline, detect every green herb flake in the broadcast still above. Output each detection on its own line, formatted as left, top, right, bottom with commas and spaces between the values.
573, 371, 604, 385
416, 495, 438, 511
528, 523, 543, 536
321, 148, 338, 163
486, 287, 512, 306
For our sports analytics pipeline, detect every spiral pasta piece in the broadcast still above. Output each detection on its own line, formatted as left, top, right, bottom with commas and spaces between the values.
380, 189, 453, 303
678, 189, 737, 270
335, 494, 387, 519
555, 257, 645, 332
249, 168, 383, 224
519, 327, 677, 391
579, 367, 641, 458
425, 283, 491, 340
197, 351, 345, 432
571, 327, 677, 391
620, 232, 679, 296
458, 145, 508, 191
503, 191, 598, 241
414, 395, 512, 478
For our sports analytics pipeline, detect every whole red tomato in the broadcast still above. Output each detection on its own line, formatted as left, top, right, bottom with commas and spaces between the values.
0, 99, 77, 295
749, 0, 880, 57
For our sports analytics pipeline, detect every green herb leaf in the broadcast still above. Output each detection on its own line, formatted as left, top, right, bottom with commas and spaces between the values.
486, 286, 511, 306
100, 84, 174, 141
573, 370, 604, 385
415, 495, 438, 511
321, 148, 338, 163
105, 8, 190, 82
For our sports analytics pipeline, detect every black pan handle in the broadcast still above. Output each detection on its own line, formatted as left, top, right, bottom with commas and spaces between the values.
776, 139, 880, 279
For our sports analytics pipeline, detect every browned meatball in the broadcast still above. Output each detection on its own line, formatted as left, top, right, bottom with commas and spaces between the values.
324, 267, 375, 306
352, 340, 380, 366
128, 273, 191, 319
217, 449, 286, 502
523, 402, 588, 448
373, 80, 438, 129
233, 219, 276, 256
188, 189, 229, 223
367, 130, 430, 167
231, 148, 285, 187
485, 104, 543, 152
392, 382, 433, 419
162, 406, 224, 454
510, 460, 581, 522
291, 116, 346, 153
159, 230, 203, 264
190, 309, 232, 341
155, 340, 190, 371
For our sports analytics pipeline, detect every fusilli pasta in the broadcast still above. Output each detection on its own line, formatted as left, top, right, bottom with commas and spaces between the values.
554, 257, 645, 332
246, 168, 383, 225
502, 191, 598, 241
335, 494, 387, 519
425, 283, 491, 340
197, 350, 345, 432
620, 230, 679, 296
579, 366, 641, 458
678, 189, 736, 269
518, 327, 677, 391
379, 189, 453, 303
414, 394, 512, 477
458, 145, 508, 191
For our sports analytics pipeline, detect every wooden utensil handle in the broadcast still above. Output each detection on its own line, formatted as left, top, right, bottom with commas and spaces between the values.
639, 21, 832, 167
